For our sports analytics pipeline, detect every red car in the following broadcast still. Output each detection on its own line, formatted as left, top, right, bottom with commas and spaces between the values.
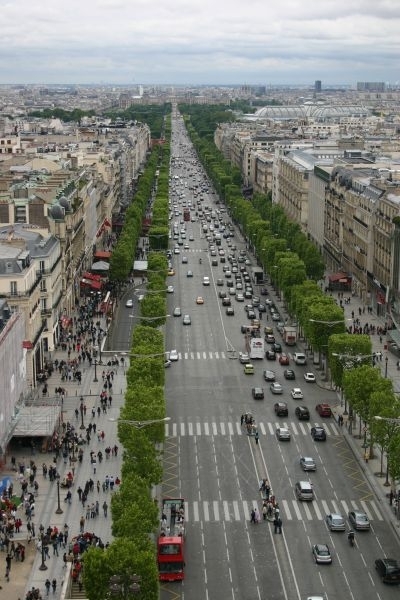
279, 353, 290, 365
316, 403, 332, 417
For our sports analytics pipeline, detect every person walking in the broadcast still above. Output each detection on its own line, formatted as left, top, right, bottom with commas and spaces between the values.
255, 431, 259, 445
102, 501, 108, 517
52, 579, 57, 594
273, 516, 279, 533
277, 517, 282, 533
250, 508, 256, 524
45, 579, 51, 595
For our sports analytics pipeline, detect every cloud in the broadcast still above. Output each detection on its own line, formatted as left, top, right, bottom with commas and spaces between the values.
1, 0, 399, 84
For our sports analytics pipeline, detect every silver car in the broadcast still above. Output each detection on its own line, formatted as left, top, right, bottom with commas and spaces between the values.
270, 382, 283, 394
348, 510, 370, 530
300, 456, 316, 471
325, 513, 346, 532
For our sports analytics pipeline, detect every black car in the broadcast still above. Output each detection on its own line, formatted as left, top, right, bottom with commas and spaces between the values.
284, 369, 296, 380
226, 307, 235, 316
274, 402, 288, 417
295, 406, 310, 420
272, 342, 282, 353
252, 387, 264, 400
260, 287, 269, 296
222, 297, 231, 306
375, 558, 400, 584
266, 349, 276, 360
263, 370, 276, 382
247, 310, 256, 320
311, 426, 326, 441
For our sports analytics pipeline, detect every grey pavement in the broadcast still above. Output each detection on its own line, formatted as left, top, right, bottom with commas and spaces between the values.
1, 314, 127, 599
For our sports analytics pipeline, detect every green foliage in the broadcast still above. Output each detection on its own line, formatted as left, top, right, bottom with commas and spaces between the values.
111, 473, 158, 538
328, 334, 373, 389
28, 107, 95, 122
343, 365, 393, 423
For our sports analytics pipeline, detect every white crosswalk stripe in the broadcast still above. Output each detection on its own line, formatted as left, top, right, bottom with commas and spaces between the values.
165, 421, 339, 437
184, 499, 383, 523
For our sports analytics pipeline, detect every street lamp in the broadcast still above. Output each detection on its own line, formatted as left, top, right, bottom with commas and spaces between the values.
109, 416, 171, 429
39, 524, 47, 571
309, 318, 352, 326
109, 574, 141, 596
93, 358, 98, 383
79, 396, 85, 430
129, 314, 171, 321
55, 473, 63, 515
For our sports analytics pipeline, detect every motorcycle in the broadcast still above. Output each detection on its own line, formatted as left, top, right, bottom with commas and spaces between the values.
199, 257, 202, 264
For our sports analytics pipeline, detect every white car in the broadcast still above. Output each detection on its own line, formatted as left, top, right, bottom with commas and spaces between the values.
169, 349, 179, 361
125, 299, 133, 308
304, 372, 316, 383
167, 285, 174, 293
203, 276, 210, 286
291, 388, 304, 399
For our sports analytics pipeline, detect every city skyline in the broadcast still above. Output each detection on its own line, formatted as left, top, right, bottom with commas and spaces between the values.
2, 0, 400, 86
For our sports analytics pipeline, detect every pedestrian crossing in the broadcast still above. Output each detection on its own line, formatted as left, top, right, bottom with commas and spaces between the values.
173, 350, 229, 360
165, 421, 339, 437
181, 498, 383, 523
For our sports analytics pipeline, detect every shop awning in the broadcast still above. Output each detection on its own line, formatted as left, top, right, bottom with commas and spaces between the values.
329, 272, 352, 283
82, 271, 102, 282
91, 261, 110, 271
96, 218, 112, 238
81, 278, 102, 290
93, 251, 112, 260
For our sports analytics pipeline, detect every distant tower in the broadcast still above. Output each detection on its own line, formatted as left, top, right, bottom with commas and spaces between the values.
315, 80, 322, 93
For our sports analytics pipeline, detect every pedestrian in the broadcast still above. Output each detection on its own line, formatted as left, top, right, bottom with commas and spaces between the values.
102, 501, 108, 517
45, 579, 51, 595
250, 508, 256, 524
52, 579, 57, 594
255, 431, 259, 445
63, 552, 68, 568
273, 516, 279, 533
240, 414, 244, 426
277, 517, 282, 533
262, 504, 267, 521
79, 516, 85, 533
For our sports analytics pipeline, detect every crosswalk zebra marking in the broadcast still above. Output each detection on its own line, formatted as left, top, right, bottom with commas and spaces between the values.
291, 501, 302, 520
228, 422, 234, 436
303, 503, 313, 520
190, 352, 194, 359
212, 422, 218, 436
203, 351, 207, 359
236, 423, 242, 435
369, 500, 384, 520
197, 352, 201, 359
213, 501, 220, 521
188, 422, 193, 436
223, 501, 230, 522
331, 500, 340, 514
361, 500, 373, 520
313, 502, 323, 520
282, 499, 292, 520
193, 501, 199, 521
209, 351, 213, 359
267, 423, 275, 435
233, 501, 240, 521
196, 422, 202, 436
243, 501, 250, 521
221, 423, 226, 436
259, 423, 266, 435
215, 352, 220, 360
164, 421, 340, 437
321, 500, 330, 516
204, 501, 210, 522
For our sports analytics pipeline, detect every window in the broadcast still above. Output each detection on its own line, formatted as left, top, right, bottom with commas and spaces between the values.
10, 281, 17, 296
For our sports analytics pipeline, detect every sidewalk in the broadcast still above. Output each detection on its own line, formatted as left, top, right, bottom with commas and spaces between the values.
0, 312, 127, 599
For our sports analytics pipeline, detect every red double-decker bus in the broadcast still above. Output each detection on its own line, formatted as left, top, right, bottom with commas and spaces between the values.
157, 498, 185, 581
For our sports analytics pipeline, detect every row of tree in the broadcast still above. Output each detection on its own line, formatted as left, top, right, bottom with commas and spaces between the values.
82, 117, 173, 598
180, 104, 400, 486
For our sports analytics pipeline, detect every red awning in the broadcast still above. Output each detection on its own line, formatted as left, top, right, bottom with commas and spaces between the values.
96, 218, 112, 238
82, 271, 102, 282
329, 272, 351, 283
81, 278, 102, 290
93, 251, 111, 259
23, 340, 33, 349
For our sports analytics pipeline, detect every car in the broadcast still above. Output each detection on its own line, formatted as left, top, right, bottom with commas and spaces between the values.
125, 299, 133, 308
300, 456, 316, 471
311, 426, 326, 441
260, 287, 269, 295
219, 291, 227, 299
265, 334, 275, 344
325, 513, 346, 532
348, 510, 370, 531
304, 372, 316, 383
182, 314, 191, 325
291, 388, 304, 399
187, 270, 193, 277
226, 307, 235, 316
173, 306, 181, 317
266, 349, 276, 360
252, 387, 264, 400
274, 402, 288, 417
196, 296, 204, 304
239, 352, 250, 364
276, 427, 291, 441
295, 406, 310, 420
184, 243, 189, 249
270, 382, 283, 394
222, 297, 231, 306
244, 364, 255, 375
272, 343, 282, 353
167, 285, 174, 293
236, 293, 244, 302
272, 312, 280, 321
247, 310, 256, 320
216, 278, 224, 286
316, 403, 332, 417
294, 352, 307, 365
174, 247, 180, 254
164, 359, 172, 368
284, 369, 296, 380
263, 370, 276, 382
169, 349, 179, 362
375, 558, 400, 583
182, 256, 188, 264
279, 353, 289, 365
312, 544, 332, 564
203, 277, 210, 286
168, 268, 175, 276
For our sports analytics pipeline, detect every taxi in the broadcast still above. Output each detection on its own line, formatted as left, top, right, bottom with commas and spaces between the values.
244, 363, 254, 375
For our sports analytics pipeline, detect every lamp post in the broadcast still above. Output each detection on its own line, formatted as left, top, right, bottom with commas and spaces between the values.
79, 396, 85, 430
109, 574, 141, 596
39, 524, 47, 571
93, 358, 98, 382
109, 416, 170, 430
55, 473, 63, 514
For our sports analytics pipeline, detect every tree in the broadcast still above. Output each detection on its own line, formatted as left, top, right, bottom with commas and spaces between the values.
370, 391, 400, 476
328, 334, 372, 389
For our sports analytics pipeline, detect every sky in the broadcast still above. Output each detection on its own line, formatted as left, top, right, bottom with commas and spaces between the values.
1, 0, 400, 86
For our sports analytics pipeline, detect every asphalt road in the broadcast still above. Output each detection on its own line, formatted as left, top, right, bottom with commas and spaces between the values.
160, 115, 400, 600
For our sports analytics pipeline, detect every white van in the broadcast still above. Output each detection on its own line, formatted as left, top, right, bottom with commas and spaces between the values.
295, 481, 314, 501
294, 353, 307, 365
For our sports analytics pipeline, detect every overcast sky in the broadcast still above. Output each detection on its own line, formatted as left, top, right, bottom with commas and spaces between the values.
2, 0, 400, 85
